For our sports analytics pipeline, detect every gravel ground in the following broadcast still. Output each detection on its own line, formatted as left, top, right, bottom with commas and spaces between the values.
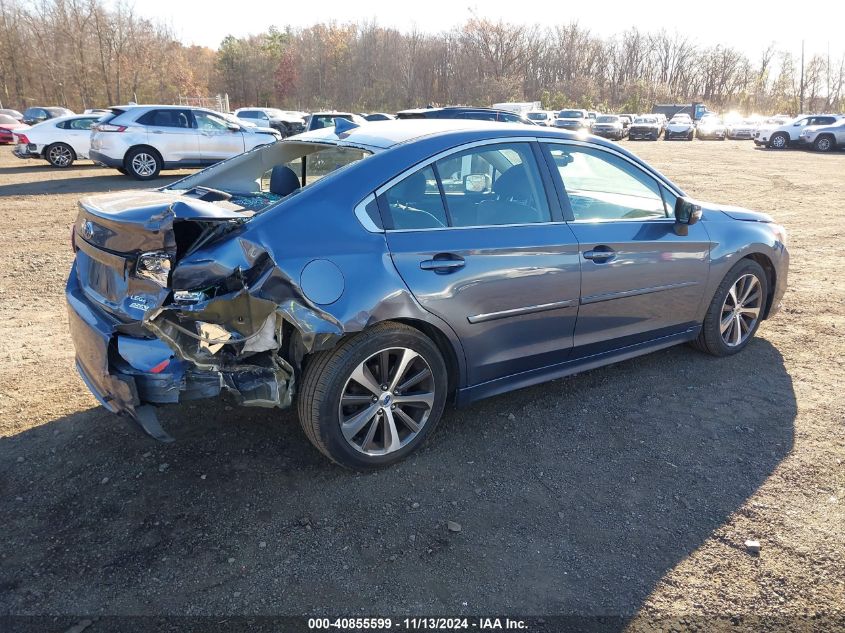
0, 140, 843, 631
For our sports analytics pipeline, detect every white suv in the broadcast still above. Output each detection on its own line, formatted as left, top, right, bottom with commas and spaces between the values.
754, 114, 842, 149
90, 105, 281, 179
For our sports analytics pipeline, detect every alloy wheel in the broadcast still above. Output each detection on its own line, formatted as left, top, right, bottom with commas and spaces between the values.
338, 347, 435, 456
771, 134, 787, 149
720, 274, 762, 347
48, 144, 72, 167
131, 152, 158, 177
816, 137, 832, 152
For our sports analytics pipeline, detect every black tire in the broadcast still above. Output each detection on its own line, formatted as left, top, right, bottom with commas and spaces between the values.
769, 132, 789, 149
45, 142, 75, 168
125, 146, 162, 180
691, 259, 768, 357
297, 322, 449, 470
813, 134, 835, 152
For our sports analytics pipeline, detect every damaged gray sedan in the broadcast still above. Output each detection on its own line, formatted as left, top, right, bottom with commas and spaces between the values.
67, 119, 788, 469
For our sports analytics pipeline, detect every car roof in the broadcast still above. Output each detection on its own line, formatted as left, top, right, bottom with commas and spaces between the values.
291, 118, 631, 151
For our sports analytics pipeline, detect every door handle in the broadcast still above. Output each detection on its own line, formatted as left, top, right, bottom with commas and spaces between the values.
583, 247, 616, 262
152, 130, 164, 134
420, 254, 465, 273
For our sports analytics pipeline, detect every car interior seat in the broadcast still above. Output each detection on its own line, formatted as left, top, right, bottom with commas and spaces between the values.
387, 171, 446, 229
476, 164, 545, 225
268, 165, 302, 197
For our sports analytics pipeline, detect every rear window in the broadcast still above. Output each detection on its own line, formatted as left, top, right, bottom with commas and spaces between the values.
559, 110, 584, 118
261, 145, 371, 193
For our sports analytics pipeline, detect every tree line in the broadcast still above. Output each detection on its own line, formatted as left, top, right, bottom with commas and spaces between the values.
2, 0, 843, 116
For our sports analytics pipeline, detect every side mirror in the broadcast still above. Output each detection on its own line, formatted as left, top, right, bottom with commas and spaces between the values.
674, 197, 702, 236
463, 173, 490, 193
226, 122, 240, 131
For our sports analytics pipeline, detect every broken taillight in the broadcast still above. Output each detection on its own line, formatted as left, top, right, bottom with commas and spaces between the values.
70, 224, 77, 252
135, 251, 172, 287
15, 133, 30, 144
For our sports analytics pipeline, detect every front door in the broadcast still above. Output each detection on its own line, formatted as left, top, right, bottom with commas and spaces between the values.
194, 110, 245, 162
542, 142, 711, 356
383, 141, 581, 386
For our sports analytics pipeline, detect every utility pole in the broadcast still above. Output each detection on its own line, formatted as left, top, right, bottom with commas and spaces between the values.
799, 40, 805, 114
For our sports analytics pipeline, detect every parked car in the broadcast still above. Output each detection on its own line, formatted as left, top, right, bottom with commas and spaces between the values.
11, 113, 103, 166
364, 113, 396, 121
554, 109, 591, 131
66, 118, 788, 468
726, 118, 758, 140
628, 115, 662, 140
526, 110, 556, 126
0, 108, 23, 121
591, 114, 626, 140
395, 107, 533, 124
233, 107, 306, 136
21, 106, 73, 125
695, 116, 727, 140
89, 105, 282, 180
754, 114, 843, 149
306, 111, 368, 131
0, 114, 29, 144
799, 119, 845, 151
665, 114, 695, 140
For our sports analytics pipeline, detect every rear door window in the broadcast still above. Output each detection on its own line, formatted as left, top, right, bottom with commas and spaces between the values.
137, 109, 194, 128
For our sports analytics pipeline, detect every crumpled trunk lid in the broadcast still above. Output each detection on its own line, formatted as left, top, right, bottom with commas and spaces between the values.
73, 191, 245, 321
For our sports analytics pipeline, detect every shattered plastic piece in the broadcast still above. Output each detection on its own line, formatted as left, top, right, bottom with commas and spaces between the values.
197, 322, 232, 354
242, 314, 278, 354
132, 405, 175, 443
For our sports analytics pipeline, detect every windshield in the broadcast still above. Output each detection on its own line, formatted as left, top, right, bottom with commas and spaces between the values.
670, 116, 690, 123
527, 112, 547, 120
558, 110, 584, 118
310, 114, 353, 129
0, 114, 18, 125
596, 115, 618, 123
634, 117, 656, 124
700, 117, 722, 125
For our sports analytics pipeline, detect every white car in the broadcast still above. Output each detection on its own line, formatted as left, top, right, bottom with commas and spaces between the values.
12, 113, 104, 167
754, 114, 842, 149
89, 105, 282, 180
233, 107, 306, 136
305, 111, 367, 132
525, 110, 556, 126
665, 113, 695, 140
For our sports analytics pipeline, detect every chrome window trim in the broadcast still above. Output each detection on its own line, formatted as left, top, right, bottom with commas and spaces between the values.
354, 193, 382, 233
374, 136, 539, 198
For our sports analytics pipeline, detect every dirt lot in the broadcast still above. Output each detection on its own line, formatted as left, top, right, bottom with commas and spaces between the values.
0, 140, 843, 630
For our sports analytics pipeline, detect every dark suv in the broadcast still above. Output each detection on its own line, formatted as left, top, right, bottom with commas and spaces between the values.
396, 107, 534, 124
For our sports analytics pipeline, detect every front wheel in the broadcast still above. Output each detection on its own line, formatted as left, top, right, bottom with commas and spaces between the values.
692, 259, 768, 357
46, 143, 75, 168
125, 147, 162, 180
769, 133, 789, 149
297, 322, 448, 469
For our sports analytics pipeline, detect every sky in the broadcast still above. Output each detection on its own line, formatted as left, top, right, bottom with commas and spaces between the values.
132, 0, 845, 61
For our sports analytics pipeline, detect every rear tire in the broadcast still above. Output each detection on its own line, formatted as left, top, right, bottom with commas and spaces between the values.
45, 142, 75, 168
125, 147, 162, 180
297, 322, 449, 470
814, 134, 835, 152
691, 259, 768, 357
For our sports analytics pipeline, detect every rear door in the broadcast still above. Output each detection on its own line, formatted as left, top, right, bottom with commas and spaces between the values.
541, 141, 711, 357
383, 140, 581, 386
136, 108, 200, 163
63, 116, 100, 158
